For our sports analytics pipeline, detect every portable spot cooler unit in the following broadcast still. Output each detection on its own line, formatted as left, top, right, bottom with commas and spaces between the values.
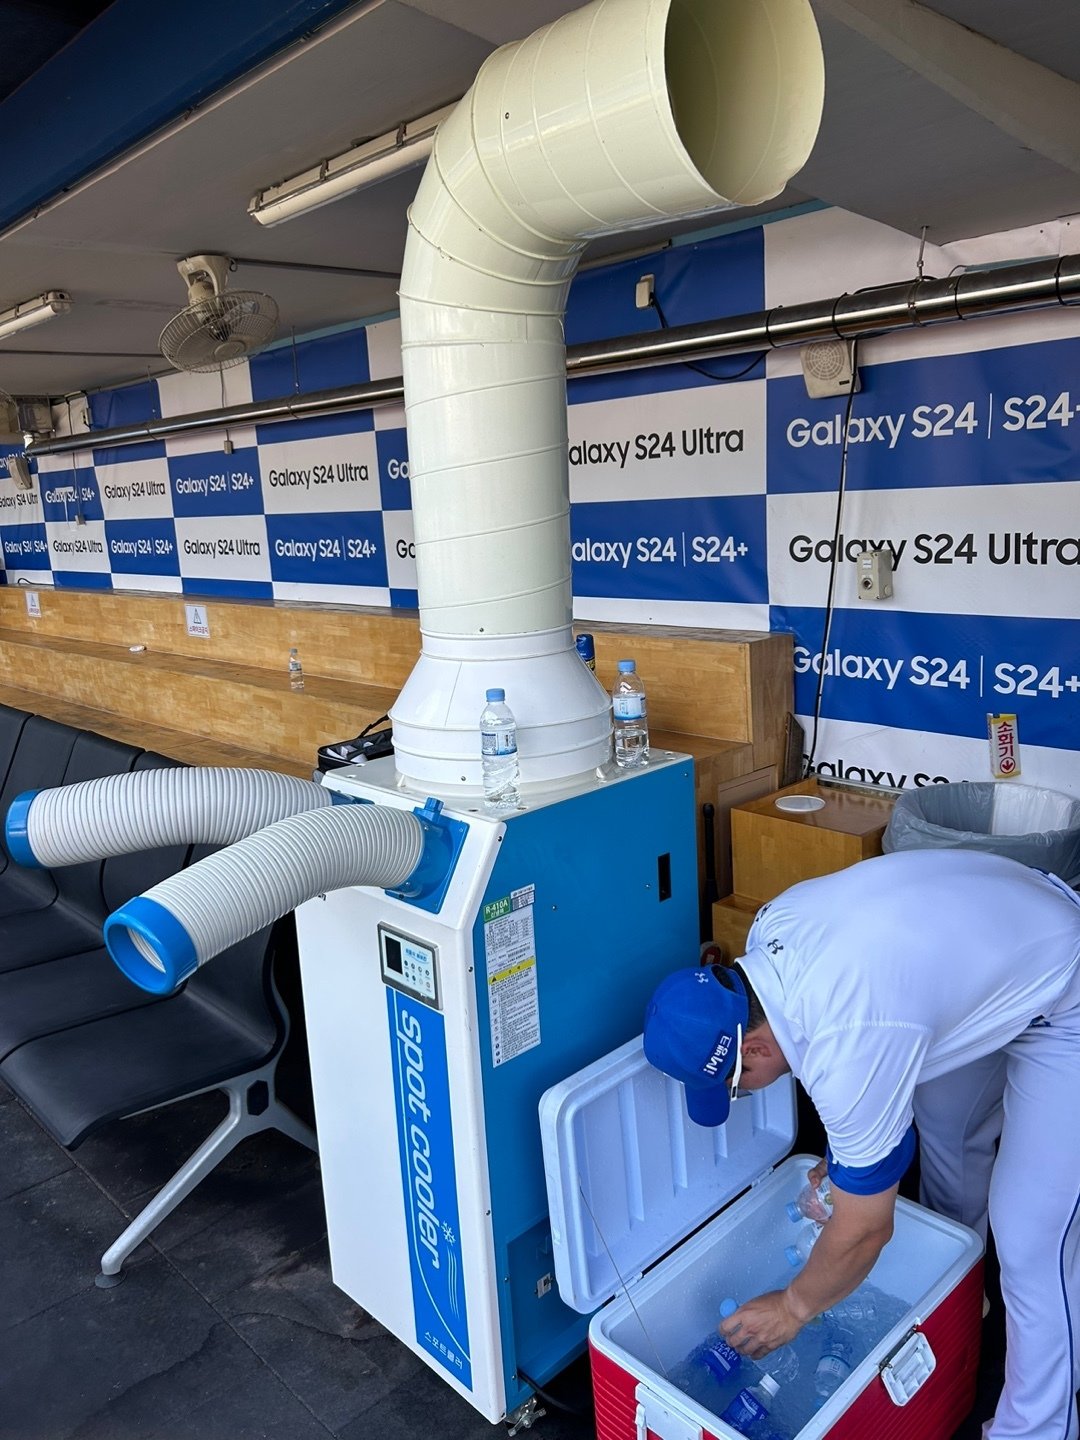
540, 1038, 985, 1440
294, 752, 701, 1421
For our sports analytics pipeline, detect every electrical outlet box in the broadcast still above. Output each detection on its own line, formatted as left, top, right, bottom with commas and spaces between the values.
635, 273, 655, 310
855, 548, 893, 600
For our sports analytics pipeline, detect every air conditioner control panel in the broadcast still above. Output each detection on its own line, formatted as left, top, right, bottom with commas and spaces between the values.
378, 924, 440, 1009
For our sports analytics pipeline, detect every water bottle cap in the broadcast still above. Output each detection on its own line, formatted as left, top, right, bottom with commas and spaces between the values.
759, 1374, 780, 1399
617, 659, 636, 672
485, 688, 505, 702
786, 1201, 802, 1224
785, 1244, 802, 1267
719, 1298, 738, 1319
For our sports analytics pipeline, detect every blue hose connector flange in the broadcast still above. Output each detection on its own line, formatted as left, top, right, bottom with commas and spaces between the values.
5, 789, 43, 868
104, 897, 199, 995
386, 797, 469, 913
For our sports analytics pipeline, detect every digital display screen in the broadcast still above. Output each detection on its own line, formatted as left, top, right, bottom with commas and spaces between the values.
384, 935, 403, 974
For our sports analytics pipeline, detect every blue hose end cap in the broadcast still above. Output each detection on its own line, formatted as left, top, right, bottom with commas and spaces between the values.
104, 897, 199, 995
5, 790, 43, 867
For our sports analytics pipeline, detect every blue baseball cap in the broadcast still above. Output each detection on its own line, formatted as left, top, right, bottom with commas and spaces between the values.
643, 967, 749, 1127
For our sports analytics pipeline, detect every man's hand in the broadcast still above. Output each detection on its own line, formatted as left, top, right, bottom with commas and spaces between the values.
719, 1290, 804, 1360
720, 1179, 898, 1363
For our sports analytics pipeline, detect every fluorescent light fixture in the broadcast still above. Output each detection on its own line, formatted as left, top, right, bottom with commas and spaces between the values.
0, 291, 73, 341
248, 103, 456, 227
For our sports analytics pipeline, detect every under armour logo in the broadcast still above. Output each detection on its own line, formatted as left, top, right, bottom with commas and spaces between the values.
695, 971, 710, 984
767, 939, 784, 954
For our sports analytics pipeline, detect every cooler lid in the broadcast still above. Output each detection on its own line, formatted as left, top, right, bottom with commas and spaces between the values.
539, 1035, 796, 1314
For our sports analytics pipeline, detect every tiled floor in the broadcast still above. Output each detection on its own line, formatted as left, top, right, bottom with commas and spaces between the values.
0, 1076, 594, 1440
0, 1073, 1010, 1440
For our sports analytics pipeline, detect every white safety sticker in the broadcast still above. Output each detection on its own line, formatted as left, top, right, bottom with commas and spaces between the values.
483, 885, 540, 1068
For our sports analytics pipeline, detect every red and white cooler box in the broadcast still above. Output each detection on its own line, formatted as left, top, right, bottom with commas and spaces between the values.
540, 1037, 984, 1440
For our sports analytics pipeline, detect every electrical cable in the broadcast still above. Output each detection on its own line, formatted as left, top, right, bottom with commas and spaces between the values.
803, 336, 861, 776
516, 1367, 591, 1417
649, 294, 765, 382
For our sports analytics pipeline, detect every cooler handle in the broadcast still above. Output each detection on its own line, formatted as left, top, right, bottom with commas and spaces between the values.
633, 1386, 703, 1440
878, 1325, 937, 1406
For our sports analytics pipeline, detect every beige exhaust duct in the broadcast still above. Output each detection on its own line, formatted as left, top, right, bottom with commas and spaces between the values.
390, 0, 824, 791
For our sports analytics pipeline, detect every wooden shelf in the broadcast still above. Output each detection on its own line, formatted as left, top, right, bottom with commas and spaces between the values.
0, 589, 796, 897
0, 682, 312, 776
0, 626, 394, 770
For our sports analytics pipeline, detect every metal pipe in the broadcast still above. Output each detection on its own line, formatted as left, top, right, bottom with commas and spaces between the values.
29, 253, 1080, 458
31, 378, 406, 455
570, 254, 1080, 372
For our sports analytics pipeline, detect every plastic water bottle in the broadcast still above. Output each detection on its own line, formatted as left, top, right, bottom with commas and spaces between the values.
288, 647, 304, 691
480, 688, 520, 810
786, 1176, 834, 1226
814, 1322, 854, 1400
785, 1224, 819, 1268
702, 1298, 742, 1380
831, 1291, 878, 1325
611, 659, 648, 768
764, 1345, 800, 1384
720, 1373, 780, 1435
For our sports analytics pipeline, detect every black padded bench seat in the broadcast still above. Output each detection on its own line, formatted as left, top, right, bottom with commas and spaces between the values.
0, 702, 316, 1282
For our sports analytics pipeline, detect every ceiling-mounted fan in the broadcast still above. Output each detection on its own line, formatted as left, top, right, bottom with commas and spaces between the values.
159, 254, 278, 373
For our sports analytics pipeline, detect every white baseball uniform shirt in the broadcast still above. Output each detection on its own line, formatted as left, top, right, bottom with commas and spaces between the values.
738, 848, 1080, 1183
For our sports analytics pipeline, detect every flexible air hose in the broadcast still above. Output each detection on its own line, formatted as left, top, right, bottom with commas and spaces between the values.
6, 768, 332, 869
105, 802, 425, 994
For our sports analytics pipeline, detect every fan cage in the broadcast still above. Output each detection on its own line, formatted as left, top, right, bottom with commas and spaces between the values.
802, 339, 849, 381
159, 291, 279, 373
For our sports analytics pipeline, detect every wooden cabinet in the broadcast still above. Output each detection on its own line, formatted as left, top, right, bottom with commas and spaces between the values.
710, 894, 760, 962
729, 778, 897, 906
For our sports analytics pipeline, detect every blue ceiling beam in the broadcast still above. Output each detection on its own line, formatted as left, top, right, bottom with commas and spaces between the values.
0, 0, 364, 235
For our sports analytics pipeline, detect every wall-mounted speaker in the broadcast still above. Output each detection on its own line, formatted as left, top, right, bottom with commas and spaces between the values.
4, 455, 33, 491
800, 339, 860, 398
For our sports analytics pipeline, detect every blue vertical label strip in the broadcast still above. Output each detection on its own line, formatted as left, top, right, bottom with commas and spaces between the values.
386, 988, 472, 1390
376, 429, 412, 511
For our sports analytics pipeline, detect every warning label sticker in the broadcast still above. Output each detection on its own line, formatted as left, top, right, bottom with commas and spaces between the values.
483, 885, 539, 1068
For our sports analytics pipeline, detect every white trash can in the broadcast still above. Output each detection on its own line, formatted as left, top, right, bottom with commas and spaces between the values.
883, 781, 1080, 886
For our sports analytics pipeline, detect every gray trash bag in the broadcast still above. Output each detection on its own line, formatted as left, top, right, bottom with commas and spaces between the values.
883, 781, 1080, 886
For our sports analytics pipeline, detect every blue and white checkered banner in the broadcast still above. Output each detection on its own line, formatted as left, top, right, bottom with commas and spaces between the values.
2, 213, 1077, 794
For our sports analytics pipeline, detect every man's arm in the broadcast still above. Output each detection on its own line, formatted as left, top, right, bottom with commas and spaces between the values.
720, 1182, 897, 1360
